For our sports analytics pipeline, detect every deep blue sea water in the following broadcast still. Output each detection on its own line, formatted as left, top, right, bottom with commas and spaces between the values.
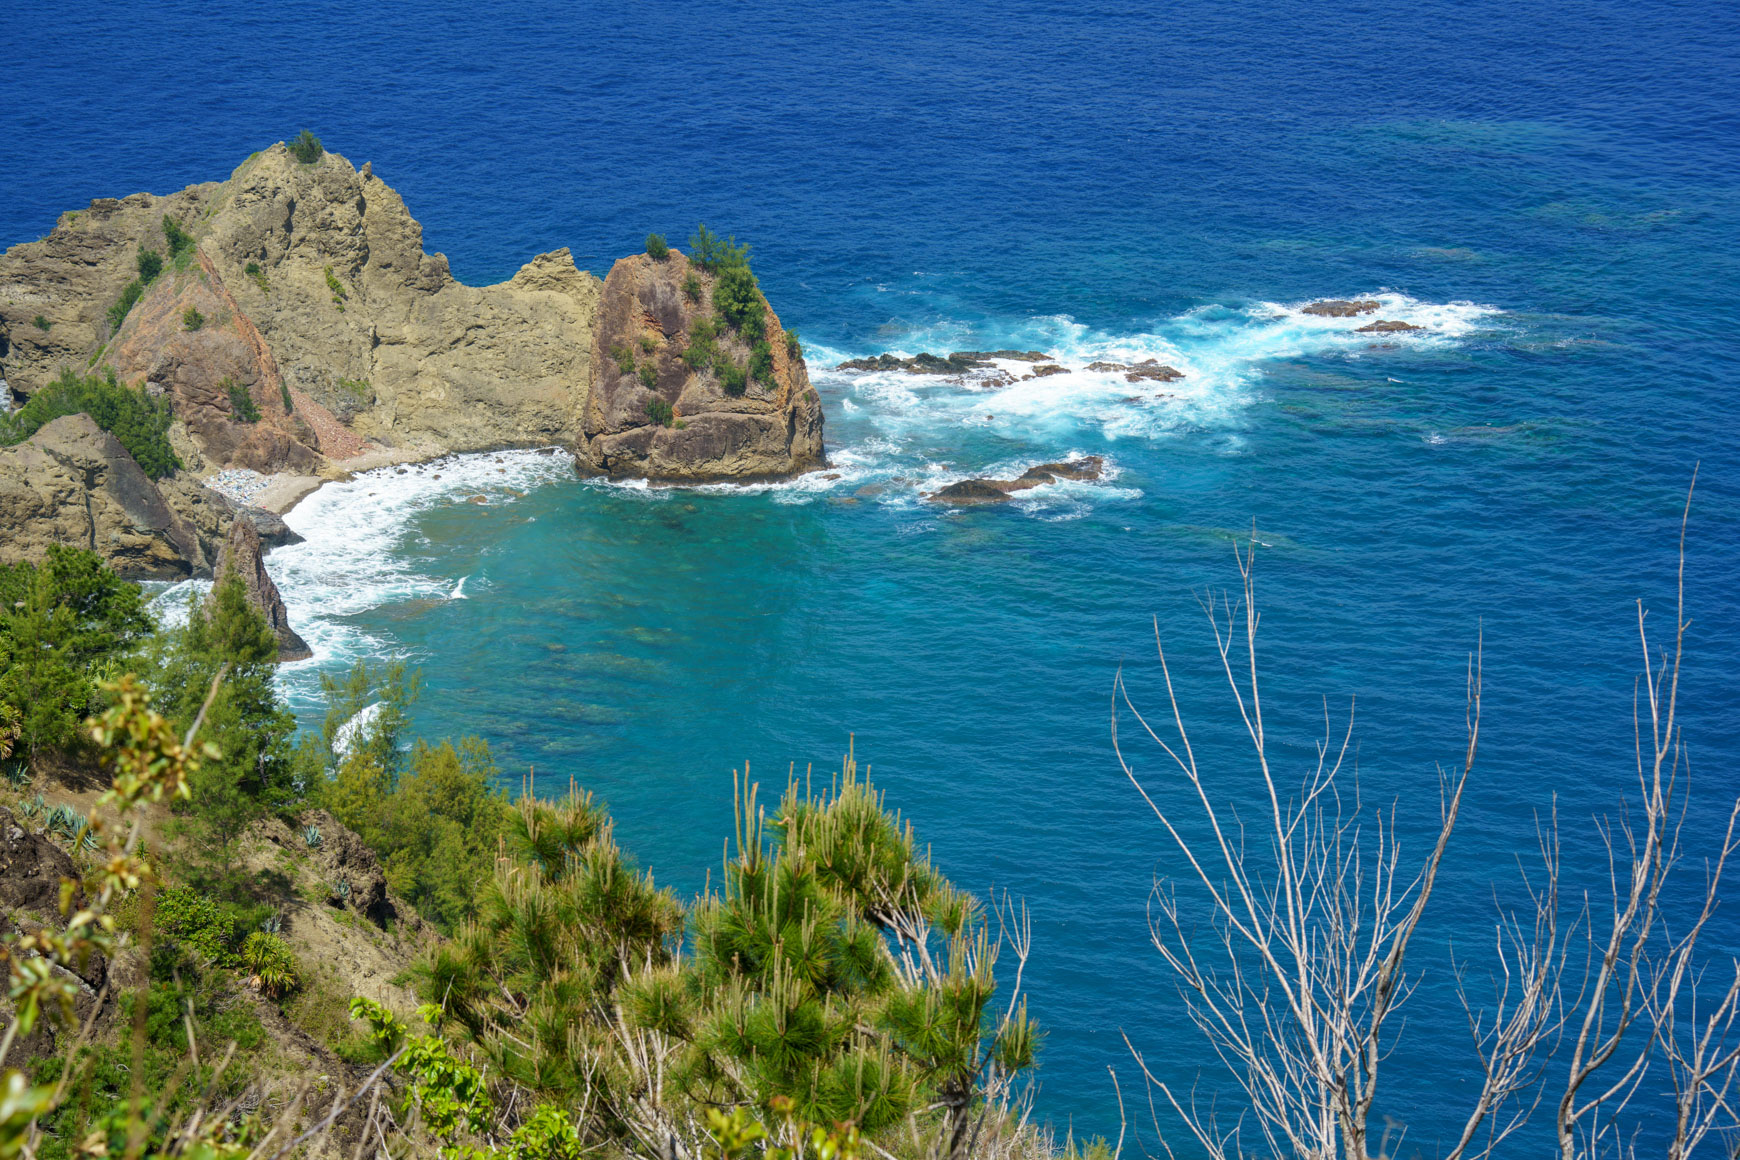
6, 2, 1739, 1153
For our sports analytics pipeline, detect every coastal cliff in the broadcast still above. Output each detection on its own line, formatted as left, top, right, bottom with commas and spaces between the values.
581, 250, 824, 480
0, 141, 825, 578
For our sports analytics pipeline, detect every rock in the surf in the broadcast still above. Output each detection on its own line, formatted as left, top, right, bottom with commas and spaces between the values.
1355, 319, 1423, 332
926, 456, 1105, 505
578, 249, 824, 481
1302, 299, 1380, 317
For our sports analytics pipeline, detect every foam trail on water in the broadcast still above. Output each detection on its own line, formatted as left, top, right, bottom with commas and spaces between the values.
266, 449, 574, 708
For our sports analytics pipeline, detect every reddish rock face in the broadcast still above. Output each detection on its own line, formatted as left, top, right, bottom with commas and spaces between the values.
580, 252, 824, 481
109, 252, 328, 474
212, 517, 312, 662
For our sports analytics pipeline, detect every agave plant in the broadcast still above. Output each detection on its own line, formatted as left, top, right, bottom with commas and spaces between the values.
259, 913, 283, 935
241, 931, 300, 998
43, 804, 83, 841
15, 793, 45, 822
303, 824, 322, 848
333, 878, 351, 900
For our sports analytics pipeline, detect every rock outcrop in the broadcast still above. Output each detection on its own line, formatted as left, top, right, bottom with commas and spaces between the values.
927, 456, 1105, 505
1087, 359, 1185, 383
212, 517, 311, 662
0, 414, 204, 579
579, 251, 824, 480
836, 350, 1052, 374
1356, 319, 1422, 333
1302, 299, 1380, 317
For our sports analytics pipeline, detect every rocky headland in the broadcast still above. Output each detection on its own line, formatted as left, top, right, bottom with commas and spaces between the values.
0, 141, 826, 594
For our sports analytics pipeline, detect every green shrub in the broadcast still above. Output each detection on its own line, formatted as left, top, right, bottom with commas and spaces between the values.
137, 247, 163, 284
638, 362, 658, 390
638, 334, 657, 354
718, 359, 748, 397
713, 263, 764, 336
0, 547, 151, 761
688, 223, 751, 274
280, 383, 294, 413
645, 233, 669, 261
682, 271, 702, 302
289, 129, 324, 164
786, 330, 802, 358
161, 216, 194, 260
241, 931, 301, 997
181, 306, 204, 332
323, 265, 348, 311
32, 315, 50, 332
245, 259, 270, 293
154, 886, 242, 965
106, 280, 143, 331
611, 343, 635, 375
645, 397, 674, 427
750, 340, 775, 385
682, 317, 719, 370
0, 368, 180, 477
224, 377, 260, 422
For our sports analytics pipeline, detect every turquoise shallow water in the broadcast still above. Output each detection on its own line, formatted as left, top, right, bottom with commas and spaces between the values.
7, 0, 1740, 1150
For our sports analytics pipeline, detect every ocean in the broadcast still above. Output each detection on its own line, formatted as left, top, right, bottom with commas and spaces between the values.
5, 1, 1738, 1151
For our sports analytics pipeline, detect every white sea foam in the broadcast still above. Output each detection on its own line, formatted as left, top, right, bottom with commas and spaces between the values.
331, 701, 383, 756
264, 449, 574, 689
261, 295, 1496, 687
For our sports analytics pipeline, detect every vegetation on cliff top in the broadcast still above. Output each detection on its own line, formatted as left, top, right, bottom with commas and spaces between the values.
0, 367, 181, 478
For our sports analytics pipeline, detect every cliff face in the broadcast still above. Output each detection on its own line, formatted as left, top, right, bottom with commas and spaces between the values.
212, 518, 312, 662
0, 141, 825, 576
0, 414, 204, 580
581, 251, 824, 480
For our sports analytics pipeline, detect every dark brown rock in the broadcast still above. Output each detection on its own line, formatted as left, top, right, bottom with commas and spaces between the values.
1302, 299, 1380, 317
297, 809, 393, 928
212, 518, 311, 662
1355, 319, 1423, 333
927, 456, 1104, 504
1027, 364, 1068, 378
0, 807, 81, 918
836, 350, 1055, 375
929, 479, 1012, 504
1125, 360, 1184, 383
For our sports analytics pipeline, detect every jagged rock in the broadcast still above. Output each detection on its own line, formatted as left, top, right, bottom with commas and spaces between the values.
579, 252, 824, 480
1356, 319, 1423, 333
212, 518, 311, 662
1302, 299, 1380, 317
0, 806, 81, 918
927, 456, 1105, 505
836, 350, 1054, 374
158, 473, 301, 569
0, 414, 204, 579
1027, 364, 1068, 378
295, 809, 393, 927
1125, 360, 1184, 383
0, 186, 226, 396
0, 143, 605, 469
198, 146, 603, 455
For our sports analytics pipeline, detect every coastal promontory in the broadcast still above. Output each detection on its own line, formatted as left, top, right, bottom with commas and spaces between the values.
0, 140, 826, 580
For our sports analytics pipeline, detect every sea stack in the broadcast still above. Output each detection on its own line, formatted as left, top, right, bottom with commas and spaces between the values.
578, 250, 824, 481
212, 518, 311, 662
